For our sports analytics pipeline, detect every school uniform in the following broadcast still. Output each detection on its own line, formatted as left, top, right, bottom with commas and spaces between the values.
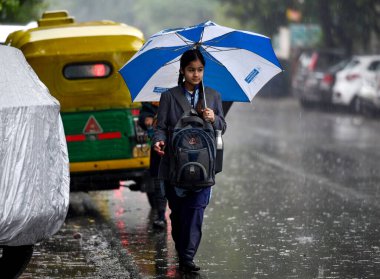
153, 85, 226, 265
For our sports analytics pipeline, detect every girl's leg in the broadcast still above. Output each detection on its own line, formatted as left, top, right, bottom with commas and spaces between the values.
178, 202, 206, 263
153, 179, 167, 228
165, 184, 211, 265
164, 183, 180, 250
177, 188, 210, 263
165, 185, 211, 264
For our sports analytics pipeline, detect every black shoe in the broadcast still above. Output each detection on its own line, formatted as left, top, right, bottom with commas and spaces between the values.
153, 219, 166, 229
179, 261, 201, 273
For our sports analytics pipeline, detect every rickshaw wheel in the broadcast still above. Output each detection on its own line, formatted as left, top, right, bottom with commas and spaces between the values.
0, 245, 34, 279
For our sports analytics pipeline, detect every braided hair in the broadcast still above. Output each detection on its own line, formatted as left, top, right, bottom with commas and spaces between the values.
178, 49, 206, 113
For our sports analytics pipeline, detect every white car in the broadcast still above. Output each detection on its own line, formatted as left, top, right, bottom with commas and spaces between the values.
332, 55, 380, 111
357, 60, 380, 116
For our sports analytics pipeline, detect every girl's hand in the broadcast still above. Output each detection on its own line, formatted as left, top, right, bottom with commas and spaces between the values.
154, 140, 165, 156
202, 108, 215, 123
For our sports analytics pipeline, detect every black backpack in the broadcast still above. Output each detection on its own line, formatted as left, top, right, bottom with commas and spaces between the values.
169, 90, 216, 189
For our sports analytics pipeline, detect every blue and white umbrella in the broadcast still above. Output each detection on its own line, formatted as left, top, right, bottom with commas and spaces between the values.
119, 21, 282, 102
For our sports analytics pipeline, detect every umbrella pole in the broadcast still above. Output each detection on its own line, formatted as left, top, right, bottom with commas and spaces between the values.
196, 44, 207, 109
201, 79, 207, 109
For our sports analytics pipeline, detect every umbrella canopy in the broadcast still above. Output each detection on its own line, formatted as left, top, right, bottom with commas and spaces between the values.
119, 21, 282, 102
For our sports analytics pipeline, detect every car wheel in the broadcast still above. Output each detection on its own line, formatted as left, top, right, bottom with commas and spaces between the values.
0, 245, 34, 279
299, 99, 314, 109
361, 102, 376, 118
351, 97, 362, 114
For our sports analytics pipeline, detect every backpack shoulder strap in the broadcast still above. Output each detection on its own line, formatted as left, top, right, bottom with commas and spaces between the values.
171, 86, 192, 112
181, 115, 204, 126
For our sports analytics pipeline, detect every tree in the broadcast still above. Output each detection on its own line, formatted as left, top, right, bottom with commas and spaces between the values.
301, 0, 380, 54
0, 0, 47, 23
131, 0, 223, 36
44, 0, 234, 37
217, 0, 380, 54
216, 0, 298, 37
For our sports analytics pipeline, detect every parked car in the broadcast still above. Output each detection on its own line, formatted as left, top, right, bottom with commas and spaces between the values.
292, 49, 347, 108
0, 45, 69, 278
357, 60, 380, 116
332, 55, 380, 112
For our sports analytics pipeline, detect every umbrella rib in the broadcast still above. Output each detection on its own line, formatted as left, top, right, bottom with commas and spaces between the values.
203, 45, 278, 68
201, 50, 225, 67
204, 31, 236, 45
153, 45, 190, 53
202, 45, 241, 52
164, 57, 181, 66
199, 27, 205, 44
175, 32, 194, 46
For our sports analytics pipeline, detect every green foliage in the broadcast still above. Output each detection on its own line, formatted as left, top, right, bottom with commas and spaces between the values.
132, 0, 219, 36
312, 0, 380, 53
217, 0, 380, 54
44, 0, 235, 37
25, 0, 378, 54
45, 0, 135, 26
218, 0, 297, 36
0, 0, 48, 23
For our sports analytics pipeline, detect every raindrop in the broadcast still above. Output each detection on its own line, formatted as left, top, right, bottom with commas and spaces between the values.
259, 210, 269, 216
295, 236, 313, 244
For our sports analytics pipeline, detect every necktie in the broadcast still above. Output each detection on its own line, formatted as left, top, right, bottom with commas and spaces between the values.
190, 94, 195, 108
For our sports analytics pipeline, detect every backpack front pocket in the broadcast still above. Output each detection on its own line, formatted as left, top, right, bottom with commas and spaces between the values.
176, 148, 210, 183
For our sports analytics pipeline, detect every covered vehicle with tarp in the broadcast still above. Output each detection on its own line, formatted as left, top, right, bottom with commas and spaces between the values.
0, 45, 70, 278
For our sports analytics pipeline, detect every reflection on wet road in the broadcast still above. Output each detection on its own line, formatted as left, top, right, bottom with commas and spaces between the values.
92, 188, 178, 278
21, 97, 380, 278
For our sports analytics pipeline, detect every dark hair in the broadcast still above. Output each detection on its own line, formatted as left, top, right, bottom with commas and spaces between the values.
178, 49, 206, 112
177, 49, 206, 86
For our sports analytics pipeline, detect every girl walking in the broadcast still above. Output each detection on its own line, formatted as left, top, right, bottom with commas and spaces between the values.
153, 49, 226, 273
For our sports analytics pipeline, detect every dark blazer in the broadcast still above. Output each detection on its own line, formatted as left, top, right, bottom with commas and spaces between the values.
153, 85, 227, 180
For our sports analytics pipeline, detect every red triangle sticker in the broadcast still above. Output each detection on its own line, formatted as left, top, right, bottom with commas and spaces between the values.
83, 116, 103, 134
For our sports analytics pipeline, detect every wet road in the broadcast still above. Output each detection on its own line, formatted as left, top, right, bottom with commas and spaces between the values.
21, 97, 380, 278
